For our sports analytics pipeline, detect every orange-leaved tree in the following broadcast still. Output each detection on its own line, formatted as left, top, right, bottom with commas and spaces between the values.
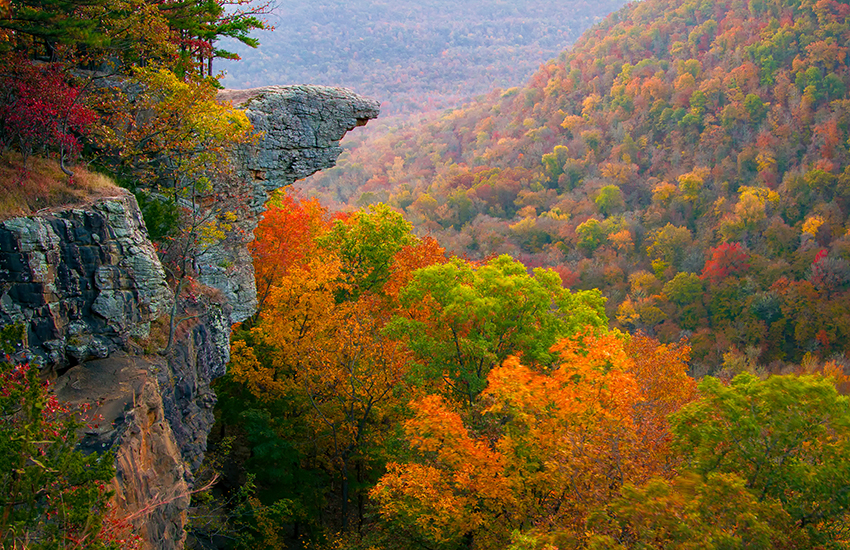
250, 191, 329, 313
229, 201, 446, 533
372, 331, 696, 549
624, 333, 698, 476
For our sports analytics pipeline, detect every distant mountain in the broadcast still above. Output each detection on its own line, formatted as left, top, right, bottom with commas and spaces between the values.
217, 0, 629, 115
299, 0, 850, 371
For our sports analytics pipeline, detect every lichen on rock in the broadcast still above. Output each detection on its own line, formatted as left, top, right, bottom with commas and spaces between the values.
0, 190, 171, 368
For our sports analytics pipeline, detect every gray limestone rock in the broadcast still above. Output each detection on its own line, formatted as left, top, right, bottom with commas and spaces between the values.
220, 85, 380, 196
200, 85, 380, 323
0, 191, 171, 368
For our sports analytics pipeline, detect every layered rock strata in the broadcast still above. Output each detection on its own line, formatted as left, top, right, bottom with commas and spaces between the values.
0, 191, 171, 366
0, 85, 379, 550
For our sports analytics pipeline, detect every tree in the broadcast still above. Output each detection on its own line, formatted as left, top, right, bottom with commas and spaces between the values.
595, 184, 624, 216
541, 144, 569, 187
250, 191, 328, 312
624, 333, 697, 457
227, 203, 444, 533
0, 0, 270, 75
107, 65, 252, 192
587, 472, 802, 549
0, 325, 120, 549
387, 255, 607, 405
662, 272, 703, 305
373, 331, 696, 549
0, 55, 95, 169
371, 394, 511, 549
0, 0, 109, 60
159, 0, 272, 78
317, 203, 415, 300
101, 66, 256, 352
230, 255, 411, 533
677, 168, 707, 202
576, 218, 607, 253
670, 373, 850, 543
646, 224, 692, 269
102, 65, 253, 281
200, 0, 274, 76
700, 242, 750, 283
743, 93, 767, 123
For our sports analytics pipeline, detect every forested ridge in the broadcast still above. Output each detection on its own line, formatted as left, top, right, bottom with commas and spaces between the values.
217, 0, 630, 116
212, 0, 850, 543
302, 0, 850, 373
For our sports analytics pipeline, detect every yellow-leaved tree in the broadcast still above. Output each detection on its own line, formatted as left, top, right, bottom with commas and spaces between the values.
228, 200, 446, 533
371, 331, 697, 549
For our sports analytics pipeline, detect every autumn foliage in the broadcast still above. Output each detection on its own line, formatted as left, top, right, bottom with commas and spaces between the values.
700, 242, 750, 284
0, 55, 95, 161
0, 326, 119, 550
9, 0, 850, 544
300, 0, 850, 370
250, 192, 327, 309
215, 188, 850, 549
371, 331, 697, 548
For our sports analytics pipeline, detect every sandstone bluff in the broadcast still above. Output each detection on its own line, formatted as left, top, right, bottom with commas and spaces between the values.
0, 85, 380, 550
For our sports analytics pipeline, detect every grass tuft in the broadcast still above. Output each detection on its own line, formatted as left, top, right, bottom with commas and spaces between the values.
0, 152, 121, 220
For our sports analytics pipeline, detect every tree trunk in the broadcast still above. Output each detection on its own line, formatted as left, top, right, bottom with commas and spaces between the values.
357, 462, 364, 533
340, 460, 349, 532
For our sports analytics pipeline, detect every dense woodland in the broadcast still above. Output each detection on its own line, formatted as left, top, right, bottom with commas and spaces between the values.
302, 0, 850, 374
3, 0, 850, 548
217, 0, 629, 115
207, 189, 850, 549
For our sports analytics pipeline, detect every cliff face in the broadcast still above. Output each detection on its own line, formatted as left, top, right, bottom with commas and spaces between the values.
0, 192, 171, 366
0, 86, 379, 550
56, 354, 193, 549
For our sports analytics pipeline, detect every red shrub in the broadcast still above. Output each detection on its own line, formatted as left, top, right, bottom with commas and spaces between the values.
0, 55, 95, 160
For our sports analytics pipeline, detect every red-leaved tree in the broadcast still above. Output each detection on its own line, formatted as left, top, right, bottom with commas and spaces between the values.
0, 55, 95, 171
0, 325, 123, 549
700, 242, 750, 284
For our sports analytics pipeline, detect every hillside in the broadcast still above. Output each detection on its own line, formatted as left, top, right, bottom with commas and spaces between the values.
0, 152, 119, 219
6, 0, 850, 547
299, 0, 850, 371
216, 0, 629, 115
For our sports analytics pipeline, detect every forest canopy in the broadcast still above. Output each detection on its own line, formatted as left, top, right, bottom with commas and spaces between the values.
207, 189, 850, 550
216, 0, 630, 115
300, 0, 850, 374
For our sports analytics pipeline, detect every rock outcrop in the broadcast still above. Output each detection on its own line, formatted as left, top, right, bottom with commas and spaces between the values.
0, 85, 379, 550
56, 354, 192, 549
0, 190, 227, 550
220, 85, 380, 200
201, 85, 380, 323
